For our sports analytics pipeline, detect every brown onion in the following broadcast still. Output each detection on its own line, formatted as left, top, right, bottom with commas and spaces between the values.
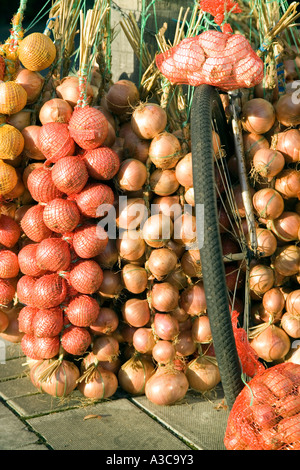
181, 250, 202, 278
186, 355, 221, 392
251, 302, 282, 324
253, 188, 284, 220
98, 270, 123, 299
116, 230, 146, 261
184, 187, 195, 207
21, 126, 45, 161
39, 98, 73, 124
180, 283, 207, 316
192, 315, 212, 343
275, 169, 300, 199
150, 168, 180, 196
250, 324, 290, 362
267, 211, 300, 242
89, 307, 119, 336
275, 93, 300, 127
118, 355, 154, 395
92, 335, 120, 362
122, 264, 148, 294
153, 313, 179, 341
252, 148, 285, 179
165, 269, 188, 290
251, 228, 277, 257
149, 131, 182, 169
131, 102, 167, 140
151, 282, 179, 312
120, 122, 149, 163
147, 248, 177, 280
56, 76, 94, 108
94, 239, 118, 269
286, 290, 300, 316
175, 329, 197, 357
116, 197, 147, 230
132, 327, 156, 355
243, 132, 270, 163
152, 340, 176, 364
106, 79, 140, 117
262, 288, 285, 317
273, 244, 300, 276
145, 365, 189, 405
16, 68, 44, 104
77, 364, 118, 400
175, 152, 193, 188
7, 110, 31, 131
281, 311, 300, 338
276, 129, 300, 163
241, 98, 275, 134
249, 264, 275, 297
142, 214, 174, 248
31, 358, 80, 397
152, 195, 182, 221
117, 158, 147, 192
122, 298, 150, 328
174, 213, 197, 248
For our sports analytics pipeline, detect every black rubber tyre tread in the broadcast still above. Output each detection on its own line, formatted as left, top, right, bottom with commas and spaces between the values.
191, 84, 244, 409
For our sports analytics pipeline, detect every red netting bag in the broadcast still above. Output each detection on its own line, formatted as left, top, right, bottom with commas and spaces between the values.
21, 204, 53, 242
66, 294, 101, 327
27, 166, 63, 203
68, 106, 109, 150
0, 56, 5, 81
18, 306, 39, 334
42, 198, 81, 234
0, 278, 16, 306
0, 214, 21, 248
18, 243, 48, 277
32, 307, 64, 338
61, 324, 92, 356
224, 362, 300, 450
74, 182, 115, 218
38, 122, 75, 164
0, 250, 19, 278
51, 156, 89, 195
83, 146, 120, 181
32, 273, 68, 309
33, 335, 60, 359
35, 238, 71, 272
21, 334, 42, 360
17, 275, 37, 306
72, 223, 109, 259
69, 259, 103, 295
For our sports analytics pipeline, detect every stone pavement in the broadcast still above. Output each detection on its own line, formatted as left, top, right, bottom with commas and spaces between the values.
0, 340, 229, 451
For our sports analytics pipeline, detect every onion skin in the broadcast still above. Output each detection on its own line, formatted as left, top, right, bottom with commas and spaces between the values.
77, 365, 118, 399
152, 340, 176, 364
250, 324, 291, 362
276, 129, 300, 163
132, 327, 156, 355
142, 214, 174, 248
39, 98, 73, 125
192, 315, 212, 344
251, 228, 277, 257
122, 264, 148, 294
281, 311, 300, 339
267, 211, 300, 242
275, 93, 300, 127
118, 355, 154, 396
249, 265, 275, 297
262, 288, 285, 317
273, 244, 300, 277
186, 356, 221, 392
117, 159, 147, 192
253, 188, 284, 220
241, 98, 275, 134
180, 283, 207, 316
175, 329, 197, 357
92, 335, 120, 362
89, 307, 119, 336
153, 313, 179, 341
122, 298, 150, 328
252, 148, 285, 179
149, 131, 182, 169
131, 103, 167, 140
145, 365, 189, 405
275, 169, 300, 199
150, 168, 180, 196
106, 79, 140, 116
147, 248, 177, 281
151, 282, 179, 312
31, 359, 80, 397
16, 68, 44, 104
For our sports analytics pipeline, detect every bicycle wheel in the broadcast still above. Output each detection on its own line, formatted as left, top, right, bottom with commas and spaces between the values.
191, 84, 248, 409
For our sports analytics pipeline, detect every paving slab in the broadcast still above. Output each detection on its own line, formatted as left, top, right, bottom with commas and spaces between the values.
132, 386, 229, 451
27, 399, 192, 450
0, 402, 48, 450
0, 376, 39, 401
0, 357, 27, 381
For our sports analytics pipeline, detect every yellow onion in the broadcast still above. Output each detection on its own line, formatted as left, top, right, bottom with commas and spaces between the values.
39, 98, 73, 124
15, 68, 44, 104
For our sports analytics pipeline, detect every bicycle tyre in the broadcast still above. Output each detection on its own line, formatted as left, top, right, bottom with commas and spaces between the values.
191, 84, 244, 410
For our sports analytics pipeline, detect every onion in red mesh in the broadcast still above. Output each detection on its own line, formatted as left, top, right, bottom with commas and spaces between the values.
18, 306, 39, 334
92, 334, 120, 362
39, 98, 73, 125
32, 273, 67, 309
250, 324, 290, 362
61, 324, 92, 356
34, 335, 60, 359
68, 106, 109, 149
252, 148, 285, 179
72, 223, 108, 259
51, 156, 88, 195
253, 188, 284, 220
38, 122, 75, 164
0, 215, 21, 248
69, 260, 103, 295
186, 355, 221, 392
180, 283, 207, 316
151, 282, 179, 312
21, 126, 45, 161
241, 98, 275, 134
118, 355, 154, 396
267, 211, 300, 242
43, 198, 80, 234
145, 364, 188, 405
36, 238, 71, 272
0, 278, 16, 307
105, 79, 139, 116
27, 167, 63, 203
276, 129, 300, 163
275, 168, 300, 199
116, 158, 147, 192
153, 313, 179, 341
89, 307, 119, 336
122, 264, 148, 294
83, 146, 120, 180
18, 243, 46, 277
21, 204, 53, 242
0, 250, 19, 278
17, 275, 37, 306
131, 102, 167, 140
66, 294, 100, 327
152, 340, 176, 364
122, 298, 150, 328
74, 182, 114, 218
33, 307, 63, 338
148, 131, 181, 169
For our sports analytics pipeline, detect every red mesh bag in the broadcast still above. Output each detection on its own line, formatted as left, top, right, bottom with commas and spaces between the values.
18, 306, 39, 334
0, 214, 21, 248
18, 244, 48, 277
61, 324, 92, 356
42, 198, 81, 234
51, 156, 89, 195
27, 167, 63, 203
69, 260, 103, 294
21, 204, 53, 242
72, 223, 109, 259
35, 238, 71, 272
34, 335, 60, 359
156, 31, 263, 91
38, 122, 75, 164
0, 250, 19, 278
21, 334, 42, 360
66, 294, 101, 327
224, 363, 300, 450
33, 307, 63, 338
74, 182, 115, 218
68, 106, 109, 150
0, 278, 16, 306
83, 146, 120, 181
0, 56, 5, 81
17, 275, 38, 306
32, 273, 67, 309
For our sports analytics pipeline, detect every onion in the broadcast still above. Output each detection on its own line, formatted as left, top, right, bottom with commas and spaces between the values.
166, 239, 186, 258
175, 330, 197, 357
243, 133, 270, 170
142, 214, 174, 248
275, 93, 300, 127
286, 290, 300, 316
105, 79, 140, 117
153, 313, 179, 341
30, 358, 80, 397
0, 305, 23, 343
281, 311, 300, 338
148, 131, 182, 169
251, 228, 277, 257
184, 187, 195, 206
252, 148, 285, 179
146, 248, 177, 280
286, 344, 300, 365
253, 188, 284, 220
191, 315, 212, 343
77, 362, 118, 400
152, 195, 182, 221
89, 307, 119, 336
21, 126, 45, 161
7, 110, 31, 131
250, 324, 290, 362
15, 68, 44, 104
150, 168, 180, 196
118, 355, 154, 395
116, 197, 147, 230
186, 355, 221, 392
92, 335, 120, 362
0, 309, 9, 333
276, 129, 300, 163
145, 365, 189, 405
251, 302, 282, 324
173, 213, 197, 247
39, 98, 73, 124
116, 158, 147, 192
94, 239, 118, 269
151, 282, 179, 312
249, 264, 275, 297
131, 103, 167, 140
267, 211, 300, 242
56, 75, 94, 108
175, 153, 193, 188
122, 298, 150, 328
262, 287, 285, 318
273, 244, 300, 276
275, 169, 300, 199
152, 340, 176, 364
122, 264, 148, 294
180, 283, 207, 316
165, 269, 188, 290
181, 250, 202, 278
241, 98, 275, 134
116, 230, 146, 261
98, 270, 122, 299
120, 122, 149, 163
132, 327, 156, 355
